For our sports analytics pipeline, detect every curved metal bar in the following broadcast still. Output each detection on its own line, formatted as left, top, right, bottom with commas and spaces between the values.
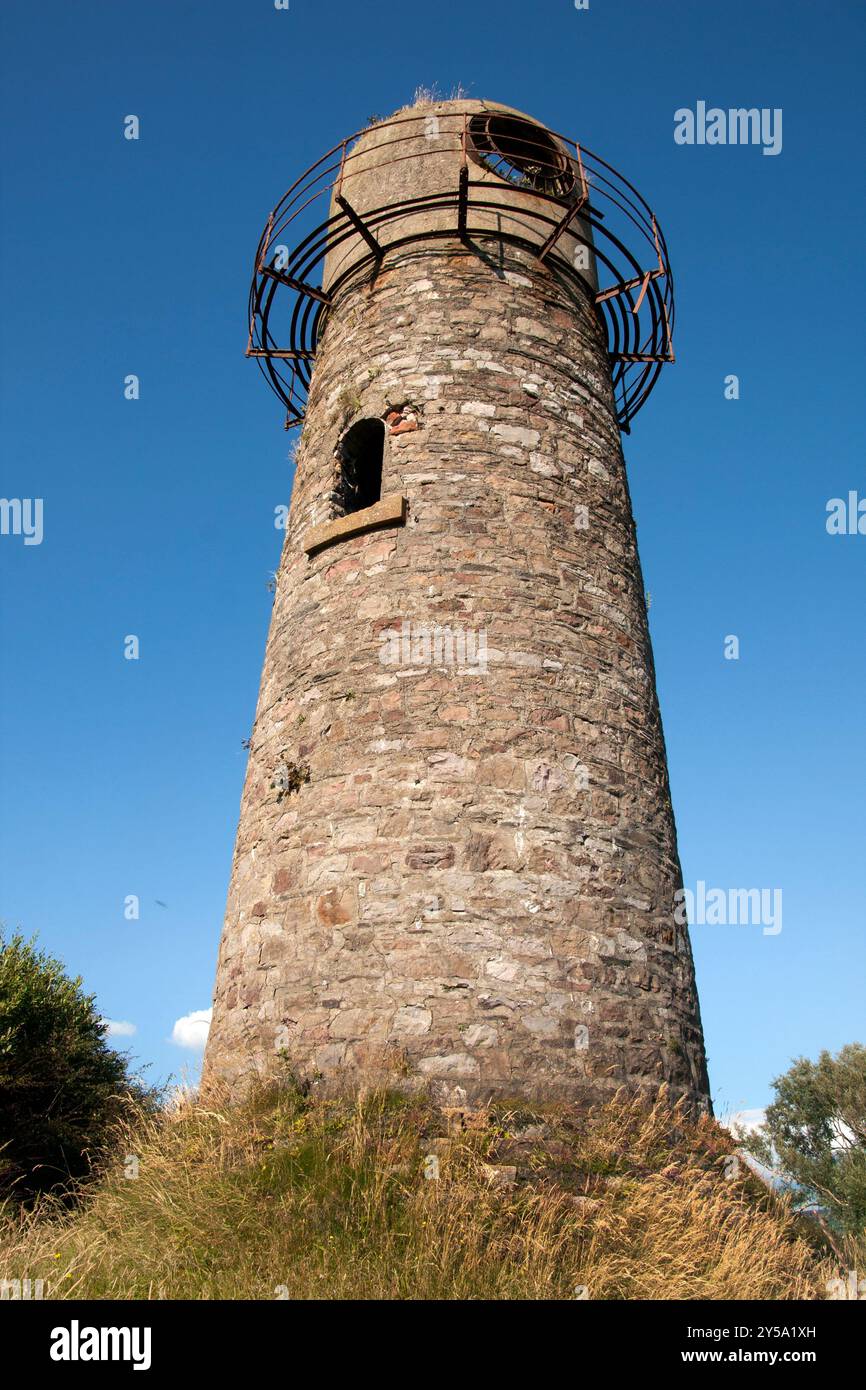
246, 108, 676, 431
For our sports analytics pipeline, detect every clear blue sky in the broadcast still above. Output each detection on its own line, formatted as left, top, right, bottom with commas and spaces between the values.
1, 0, 863, 1117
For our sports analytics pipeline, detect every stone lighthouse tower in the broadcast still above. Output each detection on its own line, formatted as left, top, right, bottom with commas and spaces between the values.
203, 100, 710, 1108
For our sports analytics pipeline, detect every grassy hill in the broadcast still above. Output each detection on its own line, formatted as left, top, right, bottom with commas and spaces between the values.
0, 1081, 834, 1300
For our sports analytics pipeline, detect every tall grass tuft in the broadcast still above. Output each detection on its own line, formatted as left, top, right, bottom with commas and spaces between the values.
0, 1082, 836, 1300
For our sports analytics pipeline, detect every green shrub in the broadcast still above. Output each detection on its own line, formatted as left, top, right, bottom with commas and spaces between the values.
0, 930, 151, 1200
744, 1043, 866, 1241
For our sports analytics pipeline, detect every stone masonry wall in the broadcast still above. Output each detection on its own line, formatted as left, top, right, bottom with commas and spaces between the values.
202, 237, 710, 1109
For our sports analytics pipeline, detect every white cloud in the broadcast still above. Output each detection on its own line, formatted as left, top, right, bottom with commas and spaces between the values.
101, 1019, 137, 1038
171, 1008, 212, 1050
722, 1107, 766, 1137
831, 1119, 857, 1153
721, 1110, 778, 1189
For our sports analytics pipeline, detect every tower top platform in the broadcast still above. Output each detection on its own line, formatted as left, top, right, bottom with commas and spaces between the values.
247, 101, 675, 433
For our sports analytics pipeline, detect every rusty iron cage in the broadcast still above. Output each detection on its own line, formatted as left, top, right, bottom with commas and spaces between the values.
246, 108, 675, 434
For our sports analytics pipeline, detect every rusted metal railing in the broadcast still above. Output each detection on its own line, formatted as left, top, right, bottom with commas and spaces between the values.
246, 109, 676, 433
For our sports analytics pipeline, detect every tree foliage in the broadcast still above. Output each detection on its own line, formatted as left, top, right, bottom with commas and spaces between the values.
745, 1044, 866, 1237
0, 930, 149, 1199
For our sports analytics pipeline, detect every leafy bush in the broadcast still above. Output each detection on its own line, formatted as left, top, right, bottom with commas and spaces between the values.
0, 930, 150, 1200
744, 1044, 866, 1240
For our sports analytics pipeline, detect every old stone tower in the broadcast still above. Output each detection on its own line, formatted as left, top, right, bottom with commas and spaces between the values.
203, 100, 710, 1109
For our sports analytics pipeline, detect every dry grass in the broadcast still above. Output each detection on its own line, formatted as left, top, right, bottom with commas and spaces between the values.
0, 1083, 834, 1300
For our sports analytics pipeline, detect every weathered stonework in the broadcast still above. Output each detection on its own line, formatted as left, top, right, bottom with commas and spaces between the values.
203, 103, 710, 1110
